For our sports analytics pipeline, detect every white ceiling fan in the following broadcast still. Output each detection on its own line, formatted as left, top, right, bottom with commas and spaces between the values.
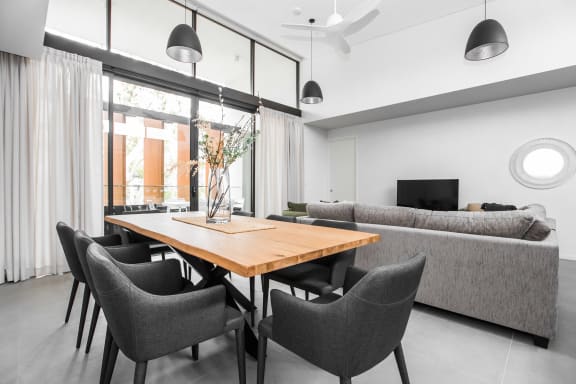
281, 0, 382, 54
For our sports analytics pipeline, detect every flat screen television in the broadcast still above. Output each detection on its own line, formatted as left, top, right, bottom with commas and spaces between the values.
397, 179, 459, 211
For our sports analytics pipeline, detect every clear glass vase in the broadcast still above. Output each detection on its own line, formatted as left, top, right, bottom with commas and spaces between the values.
206, 167, 231, 224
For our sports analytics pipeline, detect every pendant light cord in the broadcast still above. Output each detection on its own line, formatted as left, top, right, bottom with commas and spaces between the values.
310, 28, 313, 80
185, 0, 187, 24
484, 0, 487, 20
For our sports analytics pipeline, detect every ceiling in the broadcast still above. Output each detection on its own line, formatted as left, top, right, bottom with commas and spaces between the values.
192, 0, 490, 58
0, 0, 49, 58
308, 65, 576, 129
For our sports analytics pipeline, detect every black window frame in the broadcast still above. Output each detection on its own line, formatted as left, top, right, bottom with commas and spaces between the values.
45, 0, 300, 223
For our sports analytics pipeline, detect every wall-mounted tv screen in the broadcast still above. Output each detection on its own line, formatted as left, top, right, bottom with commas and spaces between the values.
397, 179, 459, 211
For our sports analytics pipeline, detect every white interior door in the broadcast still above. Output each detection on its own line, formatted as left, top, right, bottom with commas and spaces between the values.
329, 137, 356, 201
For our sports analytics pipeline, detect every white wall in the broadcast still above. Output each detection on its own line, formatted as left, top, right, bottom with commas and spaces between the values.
303, 125, 330, 203
301, 0, 576, 122
323, 87, 576, 259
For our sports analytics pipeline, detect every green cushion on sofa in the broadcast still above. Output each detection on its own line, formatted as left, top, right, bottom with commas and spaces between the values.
287, 201, 308, 212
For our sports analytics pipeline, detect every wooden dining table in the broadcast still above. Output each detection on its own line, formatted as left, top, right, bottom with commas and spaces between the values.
105, 211, 380, 357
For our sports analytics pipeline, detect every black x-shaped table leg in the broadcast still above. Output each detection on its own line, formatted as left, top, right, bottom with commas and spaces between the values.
179, 251, 258, 359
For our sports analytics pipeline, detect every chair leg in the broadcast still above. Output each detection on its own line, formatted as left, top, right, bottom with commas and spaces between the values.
76, 285, 91, 348
191, 344, 199, 361
290, 286, 296, 296
104, 339, 119, 384
85, 303, 101, 353
249, 276, 256, 326
65, 279, 79, 323
256, 334, 267, 384
340, 378, 351, 384
161, 251, 165, 261
235, 327, 246, 384
100, 328, 112, 384
261, 276, 270, 318
394, 343, 410, 384
305, 291, 309, 301
134, 361, 148, 384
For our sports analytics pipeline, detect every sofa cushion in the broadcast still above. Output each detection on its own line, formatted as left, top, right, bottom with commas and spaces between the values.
306, 202, 354, 222
287, 201, 308, 212
354, 204, 416, 227
523, 219, 552, 241
519, 204, 552, 241
413, 210, 535, 239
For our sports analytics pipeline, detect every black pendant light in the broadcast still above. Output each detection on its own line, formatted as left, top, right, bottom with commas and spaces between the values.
465, 0, 509, 61
301, 19, 323, 104
167, 0, 203, 63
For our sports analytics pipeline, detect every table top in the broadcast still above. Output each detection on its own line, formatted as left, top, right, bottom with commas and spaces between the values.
105, 212, 380, 277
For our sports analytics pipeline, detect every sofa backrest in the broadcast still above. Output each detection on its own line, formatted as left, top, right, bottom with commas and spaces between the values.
354, 204, 417, 228
305, 202, 552, 241
306, 201, 355, 222
412, 209, 534, 239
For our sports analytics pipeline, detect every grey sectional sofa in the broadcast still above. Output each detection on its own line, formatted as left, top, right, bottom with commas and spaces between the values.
298, 202, 559, 348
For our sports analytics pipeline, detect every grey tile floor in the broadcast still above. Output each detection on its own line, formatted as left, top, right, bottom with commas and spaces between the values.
1, 259, 575, 384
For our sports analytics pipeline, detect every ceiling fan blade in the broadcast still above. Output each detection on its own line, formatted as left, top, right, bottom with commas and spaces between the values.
325, 33, 351, 54
281, 23, 329, 32
343, 0, 381, 25
342, 9, 380, 36
281, 34, 316, 41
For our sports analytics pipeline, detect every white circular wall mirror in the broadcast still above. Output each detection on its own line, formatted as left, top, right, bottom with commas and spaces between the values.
510, 138, 576, 189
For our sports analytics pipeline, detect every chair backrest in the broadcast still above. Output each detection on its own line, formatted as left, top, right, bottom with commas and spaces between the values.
266, 214, 297, 223
311, 219, 356, 231
232, 211, 255, 217
74, 231, 100, 303
85, 242, 142, 359
342, 253, 426, 377
310, 220, 357, 287
56, 222, 85, 282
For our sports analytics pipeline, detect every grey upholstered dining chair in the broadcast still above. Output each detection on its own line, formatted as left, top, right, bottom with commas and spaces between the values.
86, 242, 246, 384
265, 214, 296, 223
232, 211, 255, 217
257, 253, 426, 384
76, 231, 203, 383
261, 218, 357, 317
74, 231, 154, 353
56, 222, 122, 348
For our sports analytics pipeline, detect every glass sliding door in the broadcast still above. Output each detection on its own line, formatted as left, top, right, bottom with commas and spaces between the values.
103, 78, 256, 217
104, 79, 193, 214
196, 101, 254, 213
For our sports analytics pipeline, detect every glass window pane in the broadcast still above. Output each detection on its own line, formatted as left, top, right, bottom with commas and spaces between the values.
103, 77, 110, 213
255, 44, 297, 108
111, 114, 191, 210
111, 0, 192, 75
197, 101, 253, 212
196, 16, 251, 93
113, 80, 191, 118
106, 81, 191, 212
46, 0, 107, 48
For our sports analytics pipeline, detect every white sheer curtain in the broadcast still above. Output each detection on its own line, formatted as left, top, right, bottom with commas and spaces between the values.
0, 52, 33, 283
0, 48, 103, 283
255, 107, 304, 218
